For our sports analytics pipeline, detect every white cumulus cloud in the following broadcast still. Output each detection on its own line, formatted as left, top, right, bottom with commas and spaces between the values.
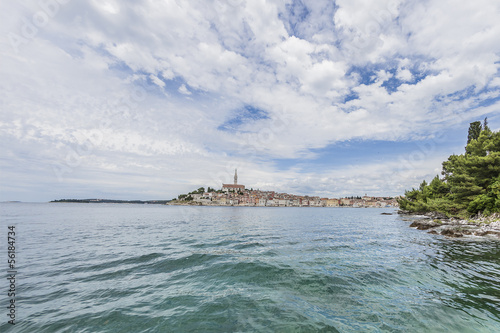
1, 0, 499, 201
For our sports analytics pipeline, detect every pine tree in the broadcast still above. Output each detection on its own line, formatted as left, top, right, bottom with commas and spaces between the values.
399, 123, 500, 217
467, 121, 482, 144
466, 121, 483, 155
483, 117, 490, 132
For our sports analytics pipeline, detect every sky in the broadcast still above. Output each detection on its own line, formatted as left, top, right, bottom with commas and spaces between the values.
1, 0, 500, 202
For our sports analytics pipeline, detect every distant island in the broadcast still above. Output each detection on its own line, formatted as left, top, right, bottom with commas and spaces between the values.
51, 199, 170, 204
169, 169, 398, 208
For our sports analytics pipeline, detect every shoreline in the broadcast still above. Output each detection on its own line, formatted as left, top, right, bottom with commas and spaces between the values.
398, 210, 500, 239
167, 201, 398, 208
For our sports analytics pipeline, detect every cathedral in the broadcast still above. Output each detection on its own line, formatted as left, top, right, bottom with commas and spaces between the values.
222, 169, 245, 192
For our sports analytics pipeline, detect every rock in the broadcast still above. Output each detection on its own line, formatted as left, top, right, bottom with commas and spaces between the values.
425, 211, 448, 220
441, 228, 463, 238
403, 210, 500, 239
398, 210, 427, 216
381, 212, 392, 215
484, 231, 500, 238
458, 228, 477, 236
476, 230, 500, 238
409, 219, 441, 230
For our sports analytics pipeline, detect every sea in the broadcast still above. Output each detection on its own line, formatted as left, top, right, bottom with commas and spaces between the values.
1, 202, 499, 332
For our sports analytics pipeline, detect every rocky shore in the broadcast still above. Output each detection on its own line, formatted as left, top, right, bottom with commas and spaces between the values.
399, 211, 500, 238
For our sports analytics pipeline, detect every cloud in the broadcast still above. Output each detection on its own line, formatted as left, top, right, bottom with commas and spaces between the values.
150, 74, 165, 88
396, 68, 413, 82
1, 0, 500, 201
178, 84, 191, 95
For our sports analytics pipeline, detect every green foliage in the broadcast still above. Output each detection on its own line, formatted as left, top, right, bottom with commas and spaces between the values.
188, 187, 206, 195
465, 127, 493, 156
467, 121, 482, 145
483, 117, 490, 132
467, 176, 500, 215
399, 121, 500, 217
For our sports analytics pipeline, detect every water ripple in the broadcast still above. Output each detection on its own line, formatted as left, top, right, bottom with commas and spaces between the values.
1, 204, 499, 332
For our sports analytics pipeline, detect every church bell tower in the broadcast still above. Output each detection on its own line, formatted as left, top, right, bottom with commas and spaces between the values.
234, 169, 238, 185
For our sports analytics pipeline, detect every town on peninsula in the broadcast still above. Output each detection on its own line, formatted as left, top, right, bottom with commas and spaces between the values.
169, 169, 399, 208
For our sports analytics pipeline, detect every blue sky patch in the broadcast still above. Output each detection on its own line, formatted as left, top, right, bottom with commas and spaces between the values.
381, 72, 401, 93
343, 91, 359, 103
347, 65, 380, 85
348, 58, 435, 93
218, 105, 270, 132
272, 134, 466, 173
434, 85, 476, 104
476, 93, 500, 108
281, 0, 310, 38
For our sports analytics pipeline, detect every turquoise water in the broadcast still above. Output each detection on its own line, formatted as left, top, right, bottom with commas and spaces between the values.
1, 203, 499, 332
